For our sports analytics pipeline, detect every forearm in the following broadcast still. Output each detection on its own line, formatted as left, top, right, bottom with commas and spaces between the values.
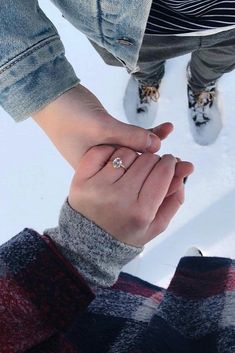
32, 84, 108, 168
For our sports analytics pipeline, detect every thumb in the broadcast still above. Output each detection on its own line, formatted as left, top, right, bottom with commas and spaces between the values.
150, 122, 174, 140
104, 118, 161, 153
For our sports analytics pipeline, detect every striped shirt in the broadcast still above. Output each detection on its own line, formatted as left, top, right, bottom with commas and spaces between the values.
145, 0, 235, 35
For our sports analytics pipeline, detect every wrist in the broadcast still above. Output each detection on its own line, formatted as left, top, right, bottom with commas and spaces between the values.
45, 200, 143, 287
32, 84, 109, 168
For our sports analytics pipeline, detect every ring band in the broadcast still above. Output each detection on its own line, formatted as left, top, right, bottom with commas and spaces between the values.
112, 157, 126, 170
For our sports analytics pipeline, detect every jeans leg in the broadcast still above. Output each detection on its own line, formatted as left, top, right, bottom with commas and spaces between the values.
130, 34, 198, 87
189, 39, 235, 92
131, 59, 166, 86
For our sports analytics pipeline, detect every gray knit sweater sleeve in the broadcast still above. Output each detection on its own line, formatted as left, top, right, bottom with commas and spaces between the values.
44, 201, 143, 287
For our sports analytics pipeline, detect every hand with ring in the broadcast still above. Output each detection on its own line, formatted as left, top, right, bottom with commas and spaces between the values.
68, 145, 194, 247
68, 145, 193, 246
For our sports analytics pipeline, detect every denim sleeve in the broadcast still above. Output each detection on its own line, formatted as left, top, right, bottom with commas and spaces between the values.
0, 0, 80, 122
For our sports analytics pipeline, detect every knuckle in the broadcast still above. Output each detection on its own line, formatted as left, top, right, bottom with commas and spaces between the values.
146, 152, 160, 162
140, 152, 160, 168
162, 154, 177, 164
124, 128, 149, 151
131, 209, 149, 228
159, 155, 176, 172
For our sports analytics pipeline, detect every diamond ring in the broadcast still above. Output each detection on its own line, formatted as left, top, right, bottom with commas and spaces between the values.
112, 157, 126, 170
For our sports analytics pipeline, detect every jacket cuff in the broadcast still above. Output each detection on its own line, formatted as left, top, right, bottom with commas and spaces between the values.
0, 36, 80, 122
45, 200, 143, 287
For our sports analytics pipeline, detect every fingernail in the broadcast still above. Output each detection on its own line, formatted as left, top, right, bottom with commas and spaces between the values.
163, 154, 177, 162
146, 133, 159, 151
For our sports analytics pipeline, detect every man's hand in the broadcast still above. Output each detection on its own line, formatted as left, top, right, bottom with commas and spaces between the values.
68, 145, 194, 247
32, 84, 173, 169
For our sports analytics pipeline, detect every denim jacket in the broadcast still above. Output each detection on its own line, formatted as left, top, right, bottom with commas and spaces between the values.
0, 0, 152, 122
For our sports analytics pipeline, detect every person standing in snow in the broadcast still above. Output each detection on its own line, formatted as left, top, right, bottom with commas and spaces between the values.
1, 1, 235, 169
122, 0, 235, 145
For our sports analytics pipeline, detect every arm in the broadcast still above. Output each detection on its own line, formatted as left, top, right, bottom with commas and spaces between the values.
0, 146, 193, 352
32, 84, 172, 168
0, 1, 172, 169
0, 202, 141, 353
46, 145, 194, 287
45, 200, 143, 287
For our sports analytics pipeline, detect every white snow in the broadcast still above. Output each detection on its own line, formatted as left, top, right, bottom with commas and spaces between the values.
0, 1, 234, 288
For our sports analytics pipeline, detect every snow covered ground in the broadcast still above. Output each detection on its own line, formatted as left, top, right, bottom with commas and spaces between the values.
0, 1, 234, 288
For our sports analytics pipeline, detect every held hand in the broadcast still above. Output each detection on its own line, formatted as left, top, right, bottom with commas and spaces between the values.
32, 84, 173, 168
68, 146, 193, 247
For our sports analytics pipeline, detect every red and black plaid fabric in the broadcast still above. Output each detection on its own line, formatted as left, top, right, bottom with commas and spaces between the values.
0, 229, 234, 353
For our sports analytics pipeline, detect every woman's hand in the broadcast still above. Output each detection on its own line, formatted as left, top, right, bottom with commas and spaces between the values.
32, 84, 173, 169
68, 145, 193, 247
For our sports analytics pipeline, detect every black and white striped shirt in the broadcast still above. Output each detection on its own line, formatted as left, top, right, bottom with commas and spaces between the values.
145, 0, 235, 35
